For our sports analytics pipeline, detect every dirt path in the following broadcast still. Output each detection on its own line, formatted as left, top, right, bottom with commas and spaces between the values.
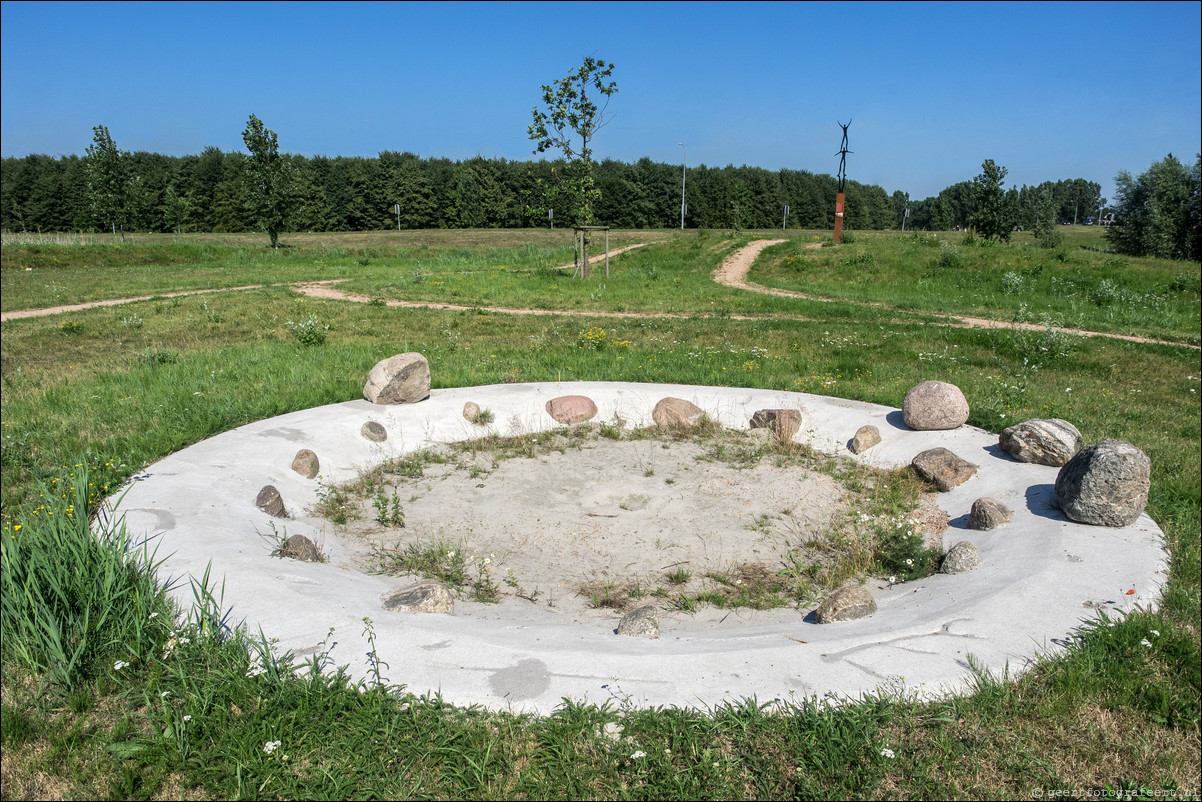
0, 285, 264, 322
710, 240, 1198, 349
3, 239, 1196, 349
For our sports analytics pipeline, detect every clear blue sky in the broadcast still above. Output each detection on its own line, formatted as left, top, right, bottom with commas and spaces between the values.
2, 0, 1199, 202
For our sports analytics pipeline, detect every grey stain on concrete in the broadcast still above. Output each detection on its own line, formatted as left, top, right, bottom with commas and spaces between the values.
489, 658, 551, 700
258, 427, 308, 442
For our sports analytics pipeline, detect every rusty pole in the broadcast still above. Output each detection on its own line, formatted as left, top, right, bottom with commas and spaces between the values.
833, 120, 851, 243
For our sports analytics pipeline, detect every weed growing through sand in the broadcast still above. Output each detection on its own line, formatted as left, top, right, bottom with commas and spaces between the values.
372, 490, 405, 527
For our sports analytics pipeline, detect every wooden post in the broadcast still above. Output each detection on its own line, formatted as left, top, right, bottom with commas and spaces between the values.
833, 192, 845, 243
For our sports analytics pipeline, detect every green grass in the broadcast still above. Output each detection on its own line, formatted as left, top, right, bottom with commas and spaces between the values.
752, 228, 1201, 344
1, 229, 1199, 799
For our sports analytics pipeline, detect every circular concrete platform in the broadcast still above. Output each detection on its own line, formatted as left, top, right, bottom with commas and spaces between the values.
114, 382, 1167, 713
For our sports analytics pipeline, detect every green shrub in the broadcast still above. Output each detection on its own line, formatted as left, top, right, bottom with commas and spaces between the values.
285, 314, 329, 346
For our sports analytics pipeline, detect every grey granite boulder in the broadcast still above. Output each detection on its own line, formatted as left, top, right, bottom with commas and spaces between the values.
749, 409, 803, 442
968, 497, 1014, 530
463, 402, 481, 422
617, 605, 660, 639
278, 534, 321, 562
902, 381, 970, 430
911, 448, 979, 491
1000, 419, 1083, 466
815, 583, 877, 623
361, 421, 388, 442
849, 425, 882, 454
255, 485, 286, 517
382, 581, 454, 614
940, 541, 982, 574
363, 353, 431, 405
1055, 439, 1150, 527
546, 395, 599, 424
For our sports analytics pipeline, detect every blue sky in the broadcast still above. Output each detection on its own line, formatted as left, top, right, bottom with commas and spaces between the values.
2, 1, 1199, 201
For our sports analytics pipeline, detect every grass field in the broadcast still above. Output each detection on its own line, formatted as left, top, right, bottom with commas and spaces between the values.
1, 227, 1199, 800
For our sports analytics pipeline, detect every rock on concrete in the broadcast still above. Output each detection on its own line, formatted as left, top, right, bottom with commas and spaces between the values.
279, 534, 321, 562
940, 541, 982, 574
902, 381, 970, 431
652, 397, 706, 428
617, 605, 660, 639
361, 421, 388, 442
911, 447, 979, 491
363, 353, 431, 405
1055, 439, 1151, 527
463, 402, 481, 422
291, 449, 319, 479
255, 485, 286, 517
749, 408, 803, 442
849, 425, 882, 454
968, 497, 1014, 530
382, 582, 454, 614
1000, 419, 1083, 466
815, 583, 877, 623
546, 395, 599, 424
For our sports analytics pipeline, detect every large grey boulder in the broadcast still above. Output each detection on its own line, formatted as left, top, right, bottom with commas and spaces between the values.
967, 497, 1013, 530
940, 541, 982, 574
902, 381, 970, 430
652, 397, 706, 428
1000, 419, 1083, 466
382, 581, 454, 614
911, 448, 979, 491
546, 395, 598, 424
363, 353, 431, 405
616, 605, 660, 639
1055, 439, 1150, 527
749, 409, 803, 442
815, 583, 877, 623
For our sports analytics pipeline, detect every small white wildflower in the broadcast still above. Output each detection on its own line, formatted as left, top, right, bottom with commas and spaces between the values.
182, 715, 192, 722
114, 660, 129, 671
880, 748, 895, 759
1150, 629, 1160, 637
905, 558, 913, 566
148, 612, 159, 620
179, 637, 190, 645
160, 691, 170, 699
264, 740, 282, 754
1141, 638, 1152, 648
888, 575, 898, 585
630, 750, 647, 759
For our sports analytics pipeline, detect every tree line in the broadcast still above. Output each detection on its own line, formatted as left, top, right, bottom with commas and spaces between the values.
0, 145, 908, 234
5, 126, 1192, 262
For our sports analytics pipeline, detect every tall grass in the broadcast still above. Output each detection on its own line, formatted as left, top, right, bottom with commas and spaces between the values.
0, 465, 173, 687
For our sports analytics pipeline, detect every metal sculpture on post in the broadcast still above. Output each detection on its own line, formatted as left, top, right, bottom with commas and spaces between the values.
833, 120, 851, 243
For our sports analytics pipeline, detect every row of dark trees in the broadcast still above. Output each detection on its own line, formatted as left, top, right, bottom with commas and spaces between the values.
7, 137, 1171, 246
0, 148, 907, 234
903, 176, 1106, 233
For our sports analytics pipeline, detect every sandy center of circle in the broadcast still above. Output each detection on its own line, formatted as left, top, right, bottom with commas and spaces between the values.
316, 427, 907, 625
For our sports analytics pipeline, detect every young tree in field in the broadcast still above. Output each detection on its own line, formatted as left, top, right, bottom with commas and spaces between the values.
242, 114, 294, 248
528, 57, 618, 228
85, 125, 138, 241
1106, 153, 1200, 261
970, 159, 1016, 241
